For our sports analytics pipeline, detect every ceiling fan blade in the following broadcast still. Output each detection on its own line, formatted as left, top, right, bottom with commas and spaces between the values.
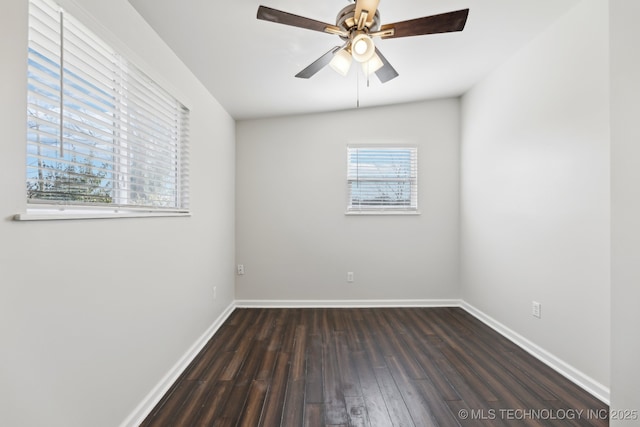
295, 46, 342, 79
379, 9, 469, 39
374, 48, 398, 83
257, 5, 341, 34
354, 0, 380, 29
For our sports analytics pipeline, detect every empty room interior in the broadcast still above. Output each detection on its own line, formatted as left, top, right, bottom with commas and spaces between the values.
1, 0, 639, 426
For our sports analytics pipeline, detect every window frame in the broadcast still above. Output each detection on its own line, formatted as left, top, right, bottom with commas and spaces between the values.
18, 0, 190, 221
345, 144, 419, 216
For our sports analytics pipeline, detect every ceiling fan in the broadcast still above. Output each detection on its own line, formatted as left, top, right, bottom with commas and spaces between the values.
257, 0, 469, 83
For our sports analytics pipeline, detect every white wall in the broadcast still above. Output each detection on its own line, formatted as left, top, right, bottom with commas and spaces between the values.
610, 0, 640, 421
460, 0, 610, 396
0, 1, 235, 426
236, 100, 460, 302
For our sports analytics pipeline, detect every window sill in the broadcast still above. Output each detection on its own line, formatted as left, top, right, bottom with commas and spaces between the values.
13, 209, 190, 221
345, 210, 421, 216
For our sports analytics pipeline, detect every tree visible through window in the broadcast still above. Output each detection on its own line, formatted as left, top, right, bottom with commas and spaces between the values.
347, 145, 418, 213
26, 0, 189, 212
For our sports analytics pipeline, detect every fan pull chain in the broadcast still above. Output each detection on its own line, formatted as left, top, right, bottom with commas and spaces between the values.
366, 61, 371, 87
356, 69, 360, 108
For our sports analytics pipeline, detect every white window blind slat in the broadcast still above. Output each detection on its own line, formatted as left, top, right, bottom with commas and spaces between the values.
121, 74, 179, 120
26, 0, 189, 211
347, 145, 418, 212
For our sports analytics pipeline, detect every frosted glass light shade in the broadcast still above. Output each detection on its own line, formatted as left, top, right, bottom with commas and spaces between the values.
329, 48, 352, 76
362, 53, 384, 75
351, 33, 375, 63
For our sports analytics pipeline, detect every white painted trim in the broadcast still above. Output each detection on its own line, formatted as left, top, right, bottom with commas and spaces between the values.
460, 301, 610, 404
119, 302, 236, 427
14, 211, 190, 221
234, 299, 462, 308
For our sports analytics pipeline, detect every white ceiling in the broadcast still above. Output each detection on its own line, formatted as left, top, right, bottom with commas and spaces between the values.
128, 0, 581, 120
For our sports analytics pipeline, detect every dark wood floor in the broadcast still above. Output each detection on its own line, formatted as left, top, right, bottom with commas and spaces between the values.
141, 307, 608, 426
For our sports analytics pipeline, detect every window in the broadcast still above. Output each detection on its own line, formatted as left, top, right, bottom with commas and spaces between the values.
24, 0, 189, 218
347, 145, 418, 214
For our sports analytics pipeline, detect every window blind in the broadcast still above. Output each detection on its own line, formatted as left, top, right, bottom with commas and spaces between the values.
26, 0, 189, 212
347, 145, 418, 212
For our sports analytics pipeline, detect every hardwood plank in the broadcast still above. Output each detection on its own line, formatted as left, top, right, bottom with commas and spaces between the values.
330, 308, 347, 332
429, 310, 546, 417
334, 332, 361, 397
200, 351, 234, 383
193, 381, 233, 426
506, 351, 608, 426
352, 351, 394, 427
254, 309, 278, 342
305, 333, 324, 403
432, 333, 501, 402
140, 307, 608, 427
183, 324, 235, 380
282, 379, 305, 426
398, 328, 461, 401
448, 308, 520, 353
373, 365, 416, 426
385, 356, 438, 427
255, 313, 287, 381
280, 308, 300, 353
165, 380, 209, 426
164, 351, 233, 424
323, 323, 349, 425
433, 356, 510, 427
291, 325, 307, 381
216, 374, 257, 425
237, 380, 269, 427
235, 338, 267, 388
342, 308, 364, 352
303, 403, 325, 427
413, 379, 461, 427
356, 309, 388, 369
258, 352, 290, 427
219, 320, 264, 381
374, 309, 427, 379
221, 308, 260, 351
141, 380, 198, 427
218, 320, 269, 425
345, 395, 369, 427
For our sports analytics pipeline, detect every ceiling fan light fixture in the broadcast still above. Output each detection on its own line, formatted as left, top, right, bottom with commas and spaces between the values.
329, 48, 352, 76
362, 53, 384, 75
351, 33, 375, 63
257, 3, 469, 84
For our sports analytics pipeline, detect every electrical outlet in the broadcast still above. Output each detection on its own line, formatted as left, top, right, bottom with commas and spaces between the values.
347, 272, 354, 283
237, 264, 245, 275
213, 286, 217, 299
532, 301, 541, 319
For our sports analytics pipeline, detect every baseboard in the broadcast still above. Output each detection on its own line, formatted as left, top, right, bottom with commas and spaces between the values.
460, 301, 610, 404
235, 298, 462, 308
119, 301, 236, 427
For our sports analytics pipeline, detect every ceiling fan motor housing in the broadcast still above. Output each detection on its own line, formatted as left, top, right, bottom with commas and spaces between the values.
336, 3, 380, 41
